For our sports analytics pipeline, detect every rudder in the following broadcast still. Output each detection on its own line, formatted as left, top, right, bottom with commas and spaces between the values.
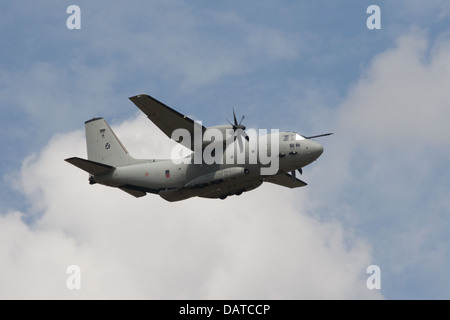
85, 117, 136, 166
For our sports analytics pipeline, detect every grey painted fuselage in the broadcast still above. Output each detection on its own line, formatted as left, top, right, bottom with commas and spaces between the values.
65, 95, 327, 202
89, 124, 322, 201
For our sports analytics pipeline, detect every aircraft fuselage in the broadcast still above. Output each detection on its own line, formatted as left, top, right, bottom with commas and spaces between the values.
91, 132, 323, 201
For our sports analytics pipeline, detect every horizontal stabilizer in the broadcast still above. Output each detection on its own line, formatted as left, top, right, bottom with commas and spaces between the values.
65, 157, 114, 175
264, 173, 307, 189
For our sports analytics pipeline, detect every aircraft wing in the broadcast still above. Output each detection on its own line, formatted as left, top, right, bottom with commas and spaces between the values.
263, 173, 307, 188
129, 94, 206, 151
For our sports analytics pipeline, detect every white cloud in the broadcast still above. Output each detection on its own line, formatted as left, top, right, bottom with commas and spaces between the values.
0, 114, 382, 299
340, 30, 450, 150
310, 29, 450, 298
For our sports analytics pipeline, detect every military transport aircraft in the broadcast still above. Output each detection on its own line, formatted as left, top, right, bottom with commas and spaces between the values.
65, 94, 332, 202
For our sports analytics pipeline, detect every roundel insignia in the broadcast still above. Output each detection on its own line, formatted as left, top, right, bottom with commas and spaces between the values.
105, 142, 111, 149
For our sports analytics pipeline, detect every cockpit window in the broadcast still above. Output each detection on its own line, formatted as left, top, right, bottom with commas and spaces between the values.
284, 133, 305, 141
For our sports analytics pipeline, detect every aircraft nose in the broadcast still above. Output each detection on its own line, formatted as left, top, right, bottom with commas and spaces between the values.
307, 140, 324, 160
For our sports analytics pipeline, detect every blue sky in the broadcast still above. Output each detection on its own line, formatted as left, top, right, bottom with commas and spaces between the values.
1, 1, 449, 299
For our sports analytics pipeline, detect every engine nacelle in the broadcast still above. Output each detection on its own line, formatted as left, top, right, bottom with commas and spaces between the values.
201, 125, 236, 148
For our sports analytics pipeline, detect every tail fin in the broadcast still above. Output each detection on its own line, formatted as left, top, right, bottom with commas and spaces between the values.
85, 118, 137, 166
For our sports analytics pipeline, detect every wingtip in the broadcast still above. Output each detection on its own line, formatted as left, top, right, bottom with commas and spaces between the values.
129, 94, 150, 100
64, 156, 80, 163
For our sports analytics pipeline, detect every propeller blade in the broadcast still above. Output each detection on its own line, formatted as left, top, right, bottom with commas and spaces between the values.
291, 170, 296, 182
239, 115, 245, 125
298, 168, 303, 175
237, 133, 243, 151
234, 128, 248, 152
229, 109, 246, 130
304, 133, 334, 139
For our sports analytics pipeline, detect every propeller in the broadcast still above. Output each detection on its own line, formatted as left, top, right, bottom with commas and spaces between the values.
227, 109, 249, 150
